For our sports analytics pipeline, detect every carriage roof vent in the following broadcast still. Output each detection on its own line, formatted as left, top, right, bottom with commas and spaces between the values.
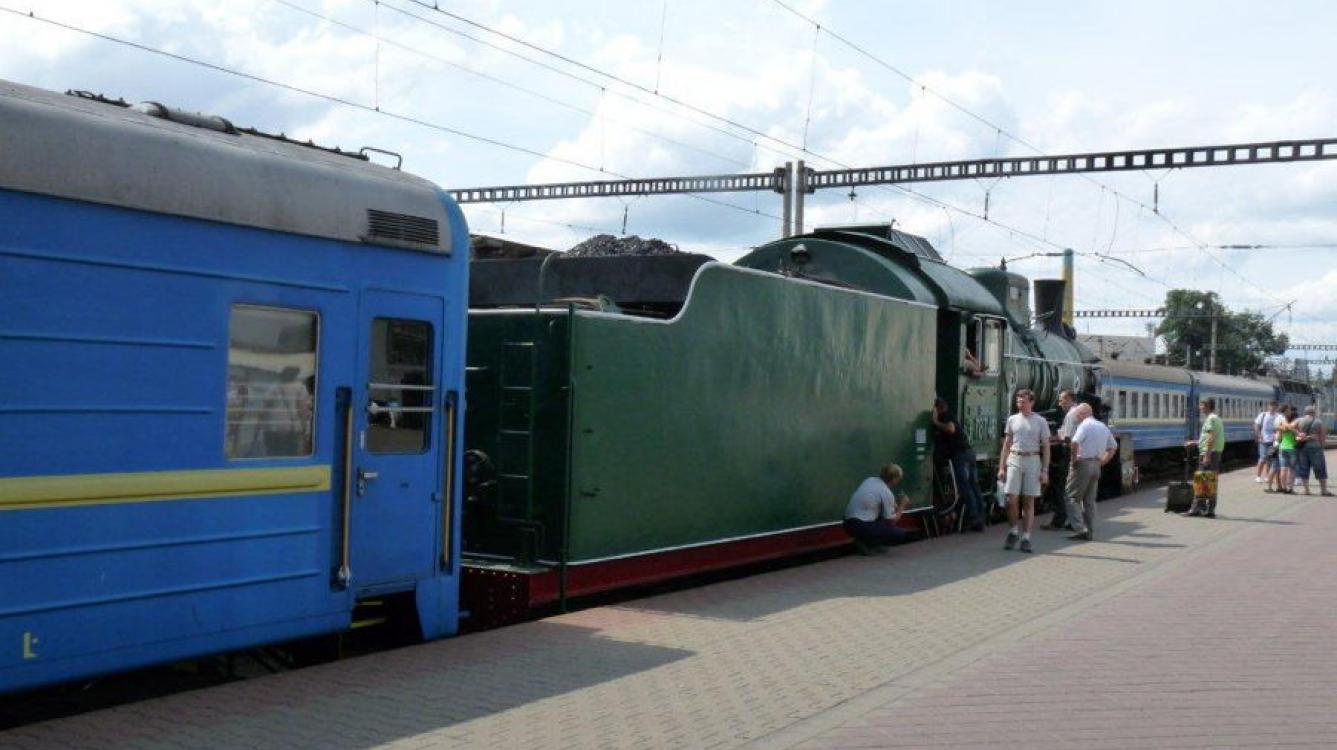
366, 209, 441, 249
132, 101, 237, 134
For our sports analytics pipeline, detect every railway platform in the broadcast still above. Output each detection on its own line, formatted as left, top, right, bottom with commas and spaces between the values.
5, 452, 1336, 750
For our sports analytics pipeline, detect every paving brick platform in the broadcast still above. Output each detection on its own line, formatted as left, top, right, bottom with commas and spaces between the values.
4, 453, 1333, 750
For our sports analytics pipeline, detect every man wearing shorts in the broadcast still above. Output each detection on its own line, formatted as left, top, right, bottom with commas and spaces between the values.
1254, 401, 1279, 483
997, 389, 1051, 553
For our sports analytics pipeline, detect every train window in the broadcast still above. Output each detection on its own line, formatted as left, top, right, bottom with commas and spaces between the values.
367, 318, 434, 454
225, 305, 318, 459
982, 319, 1004, 373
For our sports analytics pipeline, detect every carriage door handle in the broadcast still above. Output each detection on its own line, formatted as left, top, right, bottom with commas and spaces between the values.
357, 469, 380, 496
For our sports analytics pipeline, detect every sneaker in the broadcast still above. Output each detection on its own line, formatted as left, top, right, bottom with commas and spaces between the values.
1067, 531, 1093, 541
1019, 538, 1034, 553
1255, 476, 1264, 483
1004, 531, 1019, 550
1204, 511, 1216, 519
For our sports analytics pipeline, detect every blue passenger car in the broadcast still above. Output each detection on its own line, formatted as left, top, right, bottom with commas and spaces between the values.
1100, 361, 1274, 453
1192, 372, 1275, 445
0, 80, 468, 693
1101, 361, 1195, 450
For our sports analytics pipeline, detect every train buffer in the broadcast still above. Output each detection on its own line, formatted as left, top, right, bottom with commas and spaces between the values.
7, 451, 1337, 749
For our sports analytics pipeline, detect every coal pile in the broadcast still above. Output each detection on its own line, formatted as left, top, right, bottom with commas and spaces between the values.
567, 234, 680, 257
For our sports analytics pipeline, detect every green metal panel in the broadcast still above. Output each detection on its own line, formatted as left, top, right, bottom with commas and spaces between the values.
463, 311, 572, 562
968, 268, 1032, 328
960, 378, 1003, 460
564, 264, 937, 562
738, 231, 1004, 318
914, 259, 1006, 316
735, 237, 938, 304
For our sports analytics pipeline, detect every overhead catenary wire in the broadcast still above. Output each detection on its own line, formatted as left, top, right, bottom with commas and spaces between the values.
272, 0, 750, 169
383, 0, 1187, 296
395, 0, 818, 159
378, 0, 1337, 330
19, 1, 1314, 322
765, 0, 1295, 309
2, 5, 780, 224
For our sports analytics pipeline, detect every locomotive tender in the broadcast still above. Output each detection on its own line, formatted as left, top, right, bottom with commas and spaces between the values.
0, 80, 469, 694
459, 226, 1108, 625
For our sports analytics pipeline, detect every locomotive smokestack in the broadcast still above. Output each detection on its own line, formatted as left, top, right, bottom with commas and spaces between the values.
1033, 279, 1070, 337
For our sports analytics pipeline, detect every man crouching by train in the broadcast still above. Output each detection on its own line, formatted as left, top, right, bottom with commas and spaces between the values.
997, 389, 1051, 553
843, 464, 913, 554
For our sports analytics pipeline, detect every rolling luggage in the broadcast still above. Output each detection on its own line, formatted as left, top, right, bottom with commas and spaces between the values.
1165, 447, 1194, 513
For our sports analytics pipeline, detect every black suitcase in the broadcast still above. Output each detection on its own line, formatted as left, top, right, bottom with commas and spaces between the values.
1165, 447, 1194, 513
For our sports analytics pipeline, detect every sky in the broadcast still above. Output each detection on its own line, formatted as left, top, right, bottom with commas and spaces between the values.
3, 0, 1335, 372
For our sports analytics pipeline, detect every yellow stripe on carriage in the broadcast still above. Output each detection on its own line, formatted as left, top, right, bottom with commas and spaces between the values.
0, 466, 331, 511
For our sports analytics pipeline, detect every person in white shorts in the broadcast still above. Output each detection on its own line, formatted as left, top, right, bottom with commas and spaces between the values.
996, 389, 1051, 553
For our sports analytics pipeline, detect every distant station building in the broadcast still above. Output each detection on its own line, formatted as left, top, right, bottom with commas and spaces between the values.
1080, 333, 1156, 363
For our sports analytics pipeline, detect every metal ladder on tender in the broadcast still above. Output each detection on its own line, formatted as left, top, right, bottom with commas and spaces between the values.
495, 338, 540, 557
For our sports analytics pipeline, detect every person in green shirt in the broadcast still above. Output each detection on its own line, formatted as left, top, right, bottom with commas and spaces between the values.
1185, 398, 1225, 517
1274, 405, 1300, 494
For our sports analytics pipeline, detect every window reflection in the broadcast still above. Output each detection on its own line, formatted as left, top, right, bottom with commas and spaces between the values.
226, 305, 317, 459
367, 319, 433, 454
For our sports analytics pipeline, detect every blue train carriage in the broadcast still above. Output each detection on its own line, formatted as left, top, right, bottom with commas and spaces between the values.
0, 80, 469, 694
1101, 361, 1196, 452
1192, 371, 1276, 449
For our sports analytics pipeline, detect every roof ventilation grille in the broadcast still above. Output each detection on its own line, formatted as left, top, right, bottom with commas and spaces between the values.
367, 209, 439, 247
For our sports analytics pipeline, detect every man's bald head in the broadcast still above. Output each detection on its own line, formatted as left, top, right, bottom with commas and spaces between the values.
1075, 403, 1094, 421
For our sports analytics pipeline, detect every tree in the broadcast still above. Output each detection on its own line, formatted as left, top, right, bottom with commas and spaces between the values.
1154, 289, 1288, 374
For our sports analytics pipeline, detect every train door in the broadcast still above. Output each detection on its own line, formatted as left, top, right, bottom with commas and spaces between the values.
349, 289, 446, 589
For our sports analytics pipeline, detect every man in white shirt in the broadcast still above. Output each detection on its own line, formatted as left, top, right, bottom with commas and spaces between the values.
843, 463, 912, 553
1253, 401, 1279, 483
1064, 404, 1118, 541
996, 389, 1051, 553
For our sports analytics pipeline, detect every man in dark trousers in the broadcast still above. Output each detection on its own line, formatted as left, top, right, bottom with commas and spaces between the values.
843, 463, 913, 554
1042, 389, 1080, 531
932, 398, 986, 532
